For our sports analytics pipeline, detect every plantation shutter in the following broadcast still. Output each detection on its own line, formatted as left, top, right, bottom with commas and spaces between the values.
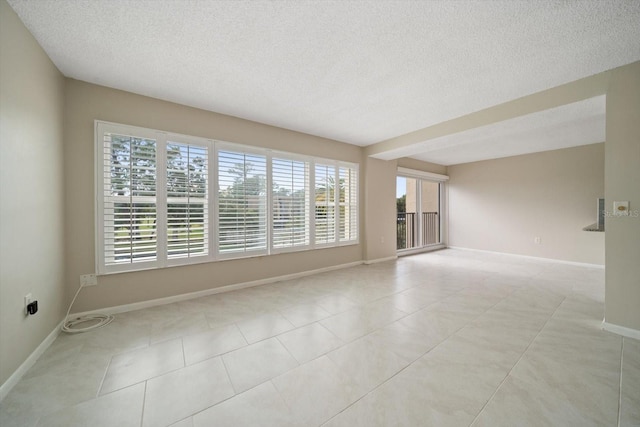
314, 164, 336, 245
272, 157, 310, 249
101, 130, 158, 269
217, 149, 267, 255
339, 166, 358, 242
166, 141, 209, 259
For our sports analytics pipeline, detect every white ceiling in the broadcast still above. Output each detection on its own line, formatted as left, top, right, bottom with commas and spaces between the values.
7, 0, 640, 163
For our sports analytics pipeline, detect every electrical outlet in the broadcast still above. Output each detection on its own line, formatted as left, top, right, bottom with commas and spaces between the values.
24, 293, 32, 315
380, 236, 385, 244
534, 237, 541, 244
80, 274, 97, 287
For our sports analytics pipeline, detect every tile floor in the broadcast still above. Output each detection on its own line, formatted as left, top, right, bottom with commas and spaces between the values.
1, 249, 638, 426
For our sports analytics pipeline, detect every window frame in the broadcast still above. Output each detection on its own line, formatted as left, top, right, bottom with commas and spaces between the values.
95, 121, 359, 275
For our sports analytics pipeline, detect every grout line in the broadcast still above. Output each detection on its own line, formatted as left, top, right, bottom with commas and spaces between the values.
139, 381, 147, 427
617, 337, 624, 427
219, 351, 238, 395
97, 351, 114, 397
468, 295, 567, 427
180, 337, 187, 367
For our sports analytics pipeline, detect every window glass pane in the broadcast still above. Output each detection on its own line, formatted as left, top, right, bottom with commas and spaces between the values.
273, 158, 309, 248
315, 164, 336, 244
103, 133, 157, 265
218, 150, 267, 254
167, 142, 208, 259
420, 180, 440, 245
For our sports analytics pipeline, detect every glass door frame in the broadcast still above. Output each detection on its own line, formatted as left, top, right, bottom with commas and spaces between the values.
396, 167, 448, 255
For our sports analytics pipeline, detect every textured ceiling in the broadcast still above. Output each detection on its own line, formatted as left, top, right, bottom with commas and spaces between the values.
7, 0, 640, 158
407, 96, 606, 166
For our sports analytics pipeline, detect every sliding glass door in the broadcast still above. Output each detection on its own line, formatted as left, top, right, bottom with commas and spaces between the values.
396, 175, 442, 251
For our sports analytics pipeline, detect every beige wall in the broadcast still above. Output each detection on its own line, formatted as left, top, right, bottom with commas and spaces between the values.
448, 143, 605, 265
605, 62, 640, 331
64, 80, 364, 312
363, 157, 398, 261
0, 0, 66, 386
397, 157, 447, 175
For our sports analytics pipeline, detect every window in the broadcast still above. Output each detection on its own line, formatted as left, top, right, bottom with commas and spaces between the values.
166, 141, 209, 259
96, 121, 359, 274
217, 148, 267, 256
272, 157, 310, 250
99, 127, 159, 272
97, 122, 212, 274
339, 166, 358, 242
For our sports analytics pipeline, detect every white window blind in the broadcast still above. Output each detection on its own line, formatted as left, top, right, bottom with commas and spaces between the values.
217, 149, 267, 255
272, 157, 310, 249
101, 130, 158, 268
166, 141, 209, 259
339, 166, 358, 242
314, 164, 336, 245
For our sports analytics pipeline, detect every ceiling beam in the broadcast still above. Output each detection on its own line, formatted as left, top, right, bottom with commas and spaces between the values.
366, 69, 612, 160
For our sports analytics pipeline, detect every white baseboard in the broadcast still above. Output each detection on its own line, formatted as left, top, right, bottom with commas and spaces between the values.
0, 319, 64, 402
446, 246, 605, 269
398, 244, 446, 257
363, 256, 397, 265
71, 261, 364, 318
602, 321, 640, 341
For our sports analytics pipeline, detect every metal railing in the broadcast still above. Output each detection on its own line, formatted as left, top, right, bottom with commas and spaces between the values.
397, 212, 438, 250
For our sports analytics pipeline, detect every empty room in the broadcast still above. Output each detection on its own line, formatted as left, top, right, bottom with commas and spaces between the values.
1, 1, 639, 426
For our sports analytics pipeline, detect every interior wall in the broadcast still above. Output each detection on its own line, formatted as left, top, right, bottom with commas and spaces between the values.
0, 0, 66, 386
448, 143, 605, 265
604, 61, 640, 332
64, 79, 364, 313
397, 157, 447, 175
363, 157, 398, 261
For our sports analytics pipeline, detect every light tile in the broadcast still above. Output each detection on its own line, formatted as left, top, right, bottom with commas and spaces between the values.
143, 357, 234, 427
0, 345, 111, 426
276, 323, 343, 363
363, 320, 438, 363
279, 302, 332, 327
620, 338, 640, 426
472, 374, 611, 427
272, 356, 362, 426
320, 304, 406, 342
149, 312, 210, 344
327, 336, 408, 393
315, 294, 359, 315
222, 338, 298, 393
100, 339, 184, 394
236, 312, 295, 343
36, 383, 144, 427
182, 323, 247, 365
398, 306, 473, 342
325, 356, 491, 427
193, 382, 295, 427
169, 418, 193, 427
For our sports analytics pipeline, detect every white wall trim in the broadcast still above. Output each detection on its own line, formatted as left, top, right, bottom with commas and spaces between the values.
71, 261, 364, 318
0, 319, 64, 402
364, 256, 398, 265
447, 246, 605, 269
397, 167, 449, 181
398, 244, 447, 257
602, 321, 640, 340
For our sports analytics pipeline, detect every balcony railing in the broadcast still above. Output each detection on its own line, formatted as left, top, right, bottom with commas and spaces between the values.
397, 212, 439, 250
